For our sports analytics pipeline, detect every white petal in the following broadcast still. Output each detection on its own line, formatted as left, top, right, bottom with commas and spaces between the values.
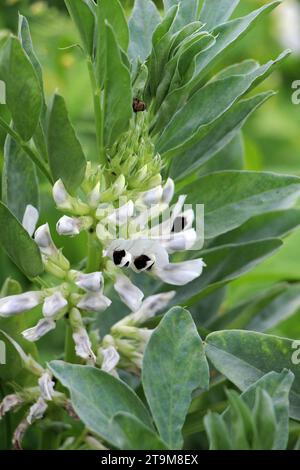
140, 185, 163, 206
107, 200, 134, 225
52, 179, 72, 209
34, 223, 57, 256
0, 291, 43, 317
114, 274, 144, 312
56, 216, 80, 236
75, 272, 104, 292
22, 205, 39, 237
42, 292, 68, 318
77, 292, 111, 312
171, 195, 187, 220
155, 259, 206, 286
22, 319, 56, 342
0, 394, 23, 418
88, 182, 101, 207
162, 178, 175, 204
27, 397, 47, 425
38, 372, 55, 401
161, 228, 197, 252
132, 291, 176, 324
73, 328, 96, 362
101, 346, 120, 373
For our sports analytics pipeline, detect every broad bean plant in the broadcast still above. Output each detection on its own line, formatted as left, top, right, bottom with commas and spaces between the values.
0, 0, 300, 451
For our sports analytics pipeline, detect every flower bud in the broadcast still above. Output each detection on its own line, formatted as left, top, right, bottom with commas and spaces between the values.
139, 185, 163, 207
114, 274, 143, 312
162, 178, 175, 204
70, 308, 96, 363
0, 394, 23, 418
22, 205, 39, 237
22, 318, 56, 342
0, 291, 43, 317
42, 292, 68, 318
34, 223, 57, 257
100, 175, 126, 202
53, 179, 90, 215
74, 271, 104, 292
56, 216, 81, 236
100, 346, 120, 373
27, 397, 48, 425
38, 372, 55, 401
76, 292, 111, 313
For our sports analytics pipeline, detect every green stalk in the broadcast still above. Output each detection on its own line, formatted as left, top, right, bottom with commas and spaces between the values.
86, 232, 103, 273
0, 117, 53, 184
86, 57, 106, 166
64, 323, 77, 364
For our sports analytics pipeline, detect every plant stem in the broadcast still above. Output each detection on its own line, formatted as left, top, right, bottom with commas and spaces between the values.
64, 323, 77, 364
86, 57, 106, 166
86, 232, 103, 273
0, 117, 53, 184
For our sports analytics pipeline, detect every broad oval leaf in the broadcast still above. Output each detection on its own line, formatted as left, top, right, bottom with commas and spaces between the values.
0, 36, 42, 142
111, 412, 169, 450
200, 0, 240, 30
142, 307, 209, 449
185, 171, 300, 239
2, 134, 39, 221
47, 94, 86, 193
103, 23, 132, 148
65, 0, 95, 56
0, 202, 43, 278
205, 330, 300, 420
49, 360, 152, 447
128, 0, 161, 67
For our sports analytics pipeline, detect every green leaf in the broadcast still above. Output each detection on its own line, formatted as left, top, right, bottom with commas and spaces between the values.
96, 0, 129, 87
65, 0, 95, 56
103, 23, 132, 148
223, 370, 294, 450
0, 202, 43, 278
164, 0, 200, 30
128, 0, 161, 67
252, 388, 277, 449
185, 171, 300, 239
111, 412, 169, 450
0, 36, 42, 141
142, 307, 209, 449
212, 209, 300, 247
225, 389, 254, 449
48, 361, 152, 447
171, 239, 282, 306
200, 0, 240, 30
169, 92, 273, 181
156, 54, 287, 154
195, 1, 281, 79
2, 134, 39, 221
205, 330, 300, 420
47, 94, 86, 192
204, 412, 232, 450
247, 284, 300, 333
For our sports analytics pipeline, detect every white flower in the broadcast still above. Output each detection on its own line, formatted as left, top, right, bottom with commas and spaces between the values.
160, 228, 197, 253
56, 215, 81, 236
0, 394, 23, 418
0, 291, 43, 317
38, 372, 55, 401
139, 185, 163, 206
154, 259, 206, 286
22, 318, 56, 342
74, 271, 104, 292
106, 200, 134, 225
34, 223, 57, 257
101, 346, 120, 373
130, 291, 176, 324
53, 179, 72, 210
22, 205, 39, 237
73, 328, 96, 363
42, 292, 68, 318
27, 397, 47, 425
77, 292, 111, 312
114, 273, 144, 312
162, 178, 175, 204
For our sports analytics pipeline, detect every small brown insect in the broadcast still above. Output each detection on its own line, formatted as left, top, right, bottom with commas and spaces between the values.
133, 98, 147, 113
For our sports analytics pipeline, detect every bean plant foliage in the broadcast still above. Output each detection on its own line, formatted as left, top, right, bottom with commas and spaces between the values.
0, 0, 299, 451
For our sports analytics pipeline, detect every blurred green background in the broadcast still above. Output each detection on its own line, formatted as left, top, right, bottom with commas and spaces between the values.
0, 0, 300, 308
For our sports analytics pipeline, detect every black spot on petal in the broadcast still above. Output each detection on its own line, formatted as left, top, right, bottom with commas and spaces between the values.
134, 255, 151, 270
171, 216, 187, 233
113, 250, 126, 266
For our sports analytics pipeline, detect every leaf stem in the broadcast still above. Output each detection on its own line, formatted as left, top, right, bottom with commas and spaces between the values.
86, 57, 106, 166
0, 117, 53, 184
86, 232, 103, 273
